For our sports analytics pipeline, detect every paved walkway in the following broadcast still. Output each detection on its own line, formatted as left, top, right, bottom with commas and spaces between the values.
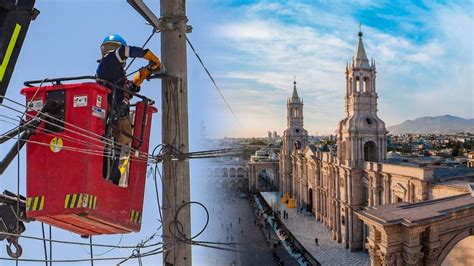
261, 192, 370, 266
195, 193, 284, 266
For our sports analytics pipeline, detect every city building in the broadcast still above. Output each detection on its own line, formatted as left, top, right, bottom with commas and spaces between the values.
250, 30, 474, 265
467, 151, 474, 167
279, 79, 308, 195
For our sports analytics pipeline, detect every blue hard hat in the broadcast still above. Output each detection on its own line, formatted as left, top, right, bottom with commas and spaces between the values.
100, 34, 127, 56
102, 34, 127, 46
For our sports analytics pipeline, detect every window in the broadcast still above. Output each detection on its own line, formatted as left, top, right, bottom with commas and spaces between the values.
364, 141, 378, 162
293, 108, 299, 118
363, 185, 368, 206
363, 77, 369, 92
294, 141, 302, 149
355, 76, 360, 92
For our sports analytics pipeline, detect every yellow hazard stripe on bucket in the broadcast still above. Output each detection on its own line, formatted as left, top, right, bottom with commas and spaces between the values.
26, 196, 45, 211
64, 194, 97, 209
129, 210, 141, 224
119, 158, 129, 175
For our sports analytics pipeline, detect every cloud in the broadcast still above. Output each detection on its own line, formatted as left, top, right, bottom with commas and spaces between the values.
207, 1, 473, 137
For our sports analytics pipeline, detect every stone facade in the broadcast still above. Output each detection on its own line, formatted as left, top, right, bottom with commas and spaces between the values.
284, 31, 391, 251
279, 31, 474, 263
357, 194, 474, 266
280, 80, 308, 195
207, 158, 248, 192
467, 152, 474, 168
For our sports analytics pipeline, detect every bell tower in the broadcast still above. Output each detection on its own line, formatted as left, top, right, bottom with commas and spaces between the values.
280, 79, 308, 195
336, 30, 387, 164
287, 79, 304, 129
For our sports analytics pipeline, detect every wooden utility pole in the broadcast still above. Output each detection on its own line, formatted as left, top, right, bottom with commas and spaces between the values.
160, 0, 191, 265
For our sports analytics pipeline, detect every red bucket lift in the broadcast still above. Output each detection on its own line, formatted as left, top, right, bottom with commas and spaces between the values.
21, 81, 157, 236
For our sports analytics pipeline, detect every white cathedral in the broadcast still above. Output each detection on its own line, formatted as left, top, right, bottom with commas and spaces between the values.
277, 30, 474, 265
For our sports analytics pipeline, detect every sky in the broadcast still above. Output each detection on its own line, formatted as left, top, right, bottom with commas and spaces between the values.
0, 0, 472, 265
202, 0, 474, 137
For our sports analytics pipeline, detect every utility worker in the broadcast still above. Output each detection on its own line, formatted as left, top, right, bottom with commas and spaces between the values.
97, 34, 162, 185
96, 34, 162, 145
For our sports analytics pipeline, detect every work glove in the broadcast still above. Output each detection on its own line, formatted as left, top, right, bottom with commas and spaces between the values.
132, 67, 151, 86
143, 50, 161, 72
147, 63, 165, 74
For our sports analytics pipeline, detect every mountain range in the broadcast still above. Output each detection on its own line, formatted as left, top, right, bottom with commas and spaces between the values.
387, 115, 474, 134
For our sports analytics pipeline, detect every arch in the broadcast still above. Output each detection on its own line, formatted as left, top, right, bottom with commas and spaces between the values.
363, 141, 378, 162
229, 168, 236, 178
213, 168, 220, 178
248, 161, 279, 193
222, 168, 228, 178
308, 188, 314, 213
258, 168, 275, 189
355, 76, 361, 92
294, 141, 302, 150
237, 167, 245, 178
438, 228, 474, 265
363, 77, 369, 92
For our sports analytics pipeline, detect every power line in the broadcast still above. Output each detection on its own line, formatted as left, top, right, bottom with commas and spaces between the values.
185, 36, 243, 128
0, 102, 154, 163
125, 29, 160, 73
1, 231, 163, 249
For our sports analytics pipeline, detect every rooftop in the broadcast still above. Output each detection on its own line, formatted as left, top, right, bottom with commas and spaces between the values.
357, 193, 474, 227
433, 167, 474, 179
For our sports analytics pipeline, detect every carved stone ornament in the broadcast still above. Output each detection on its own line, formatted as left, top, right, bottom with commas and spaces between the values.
403, 252, 422, 265
379, 251, 397, 266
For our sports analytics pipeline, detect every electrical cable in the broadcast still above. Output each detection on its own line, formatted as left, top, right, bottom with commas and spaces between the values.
0, 248, 165, 264
0, 106, 153, 165
48, 225, 52, 266
185, 36, 242, 128
89, 237, 94, 266
0, 133, 151, 164
0, 112, 124, 160
0, 99, 157, 162
2, 101, 242, 163
150, 144, 242, 254
41, 223, 48, 266
15, 115, 21, 266
78, 233, 124, 257
1, 231, 163, 249
125, 29, 159, 73
151, 145, 165, 223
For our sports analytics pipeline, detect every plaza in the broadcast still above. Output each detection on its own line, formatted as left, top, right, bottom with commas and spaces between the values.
260, 191, 370, 265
